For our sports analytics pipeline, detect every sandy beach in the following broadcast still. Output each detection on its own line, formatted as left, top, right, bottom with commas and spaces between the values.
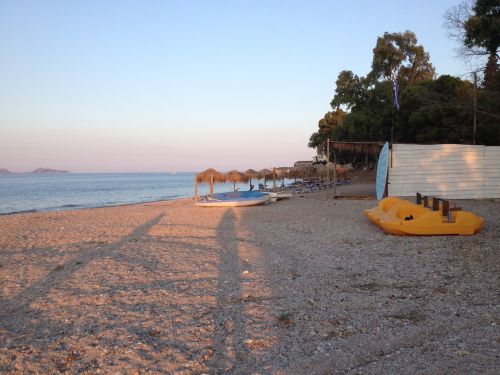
0, 190, 499, 374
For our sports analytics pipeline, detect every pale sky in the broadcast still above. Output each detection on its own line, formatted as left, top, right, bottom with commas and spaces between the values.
0, 0, 469, 173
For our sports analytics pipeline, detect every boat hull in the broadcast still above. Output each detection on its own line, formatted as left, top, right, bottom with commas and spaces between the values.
196, 196, 270, 207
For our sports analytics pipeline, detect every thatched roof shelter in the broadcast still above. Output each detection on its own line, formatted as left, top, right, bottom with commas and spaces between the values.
328, 141, 384, 156
225, 170, 248, 191
274, 167, 289, 178
294, 163, 316, 179
258, 168, 273, 189
243, 169, 261, 189
195, 168, 226, 199
244, 169, 261, 179
196, 168, 226, 183
288, 167, 302, 179
258, 168, 273, 178
225, 170, 248, 182
273, 167, 289, 187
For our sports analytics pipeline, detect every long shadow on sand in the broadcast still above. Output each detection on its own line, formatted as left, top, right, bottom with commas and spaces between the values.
0, 213, 164, 339
208, 208, 251, 373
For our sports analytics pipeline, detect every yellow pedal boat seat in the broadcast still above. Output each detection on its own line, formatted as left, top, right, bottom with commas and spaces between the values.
364, 197, 484, 236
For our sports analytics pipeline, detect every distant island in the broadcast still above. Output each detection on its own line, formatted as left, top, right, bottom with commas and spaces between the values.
0, 168, 69, 174
31, 168, 69, 174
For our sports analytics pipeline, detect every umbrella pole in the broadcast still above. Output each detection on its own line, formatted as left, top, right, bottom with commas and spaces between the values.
194, 175, 198, 202
233, 181, 236, 191
210, 174, 214, 196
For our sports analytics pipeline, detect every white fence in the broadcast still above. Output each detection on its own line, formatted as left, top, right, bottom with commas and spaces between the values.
388, 144, 500, 199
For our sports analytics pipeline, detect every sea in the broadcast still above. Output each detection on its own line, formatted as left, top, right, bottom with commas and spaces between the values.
0, 172, 277, 215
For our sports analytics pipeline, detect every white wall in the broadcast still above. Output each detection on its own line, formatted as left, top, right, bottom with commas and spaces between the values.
388, 144, 500, 199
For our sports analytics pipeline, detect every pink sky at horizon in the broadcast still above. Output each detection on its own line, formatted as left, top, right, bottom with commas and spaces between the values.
1, 126, 315, 173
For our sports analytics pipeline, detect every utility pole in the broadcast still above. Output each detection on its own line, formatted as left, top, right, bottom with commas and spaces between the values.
326, 139, 330, 200
473, 71, 477, 145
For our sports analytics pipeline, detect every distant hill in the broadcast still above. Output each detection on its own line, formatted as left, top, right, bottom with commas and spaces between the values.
0, 168, 13, 174
31, 168, 69, 174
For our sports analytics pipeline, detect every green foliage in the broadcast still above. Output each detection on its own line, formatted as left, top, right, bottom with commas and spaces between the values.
330, 70, 365, 110
308, 108, 346, 148
397, 75, 474, 143
308, 26, 500, 150
464, 0, 500, 55
466, 0, 500, 87
369, 31, 435, 85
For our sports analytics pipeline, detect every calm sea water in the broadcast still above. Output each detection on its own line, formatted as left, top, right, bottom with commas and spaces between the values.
0, 173, 269, 215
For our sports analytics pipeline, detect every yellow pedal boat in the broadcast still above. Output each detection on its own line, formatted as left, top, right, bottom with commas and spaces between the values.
364, 197, 484, 236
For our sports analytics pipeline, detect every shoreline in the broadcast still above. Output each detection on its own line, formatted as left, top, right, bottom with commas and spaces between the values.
0, 195, 194, 217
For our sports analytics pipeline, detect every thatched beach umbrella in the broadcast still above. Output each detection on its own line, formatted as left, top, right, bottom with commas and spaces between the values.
295, 164, 316, 180
244, 169, 261, 190
288, 167, 301, 182
315, 164, 327, 180
273, 167, 289, 188
258, 168, 273, 189
225, 170, 249, 191
195, 168, 226, 198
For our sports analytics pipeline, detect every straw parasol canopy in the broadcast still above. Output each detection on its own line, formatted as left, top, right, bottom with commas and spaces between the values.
273, 167, 290, 188
314, 164, 326, 179
288, 166, 303, 181
313, 163, 347, 181
195, 168, 226, 198
196, 168, 226, 183
244, 169, 261, 189
259, 168, 273, 189
259, 168, 273, 178
294, 163, 316, 179
274, 167, 289, 178
225, 170, 248, 191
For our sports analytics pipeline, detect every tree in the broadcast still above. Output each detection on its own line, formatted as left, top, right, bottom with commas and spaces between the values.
445, 0, 500, 88
330, 70, 365, 110
308, 28, 500, 152
308, 108, 346, 149
465, 0, 500, 88
397, 75, 474, 143
369, 31, 435, 86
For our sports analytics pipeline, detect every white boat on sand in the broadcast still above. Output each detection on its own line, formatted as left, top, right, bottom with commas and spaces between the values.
195, 191, 271, 207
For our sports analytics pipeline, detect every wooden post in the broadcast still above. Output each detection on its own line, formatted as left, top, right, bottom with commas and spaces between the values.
326, 139, 330, 200
194, 175, 198, 202
210, 174, 214, 196
333, 149, 337, 199
473, 71, 477, 145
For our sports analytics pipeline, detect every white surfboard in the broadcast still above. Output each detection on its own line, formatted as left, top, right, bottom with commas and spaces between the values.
376, 142, 389, 200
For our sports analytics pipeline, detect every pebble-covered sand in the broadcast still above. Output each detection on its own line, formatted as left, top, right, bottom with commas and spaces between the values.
0, 192, 498, 374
